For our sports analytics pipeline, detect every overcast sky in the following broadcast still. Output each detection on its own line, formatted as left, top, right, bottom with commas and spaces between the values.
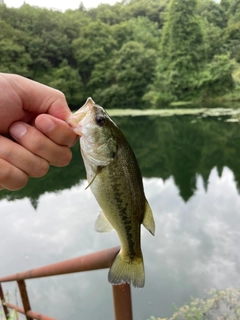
3, 0, 119, 11
3, 0, 220, 12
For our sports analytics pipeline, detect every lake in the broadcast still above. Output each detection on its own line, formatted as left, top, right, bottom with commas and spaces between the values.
1, 108, 240, 319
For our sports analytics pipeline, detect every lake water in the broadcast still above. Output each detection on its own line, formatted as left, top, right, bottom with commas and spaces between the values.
1, 109, 240, 319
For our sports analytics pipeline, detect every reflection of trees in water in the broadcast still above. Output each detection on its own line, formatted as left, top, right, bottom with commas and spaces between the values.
0, 140, 86, 203
118, 115, 240, 202
1, 115, 240, 203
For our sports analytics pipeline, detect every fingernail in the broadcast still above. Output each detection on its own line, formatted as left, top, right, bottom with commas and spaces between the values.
37, 117, 55, 132
10, 123, 27, 138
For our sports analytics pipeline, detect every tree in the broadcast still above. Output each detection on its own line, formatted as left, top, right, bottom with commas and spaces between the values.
147, 0, 206, 105
197, 0, 228, 29
197, 54, 236, 98
93, 41, 157, 108
120, 0, 169, 26
112, 16, 160, 50
0, 0, 238, 107
38, 60, 85, 108
0, 19, 31, 76
72, 21, 116, 91
223, 22, 240, 63
88, 3, 123, 25
228, 0, 240, 24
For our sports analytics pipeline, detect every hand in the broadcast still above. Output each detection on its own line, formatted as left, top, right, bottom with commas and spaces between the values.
0, 73, 77, 191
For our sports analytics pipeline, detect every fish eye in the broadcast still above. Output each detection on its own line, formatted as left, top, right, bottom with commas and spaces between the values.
96, 115, 105, 126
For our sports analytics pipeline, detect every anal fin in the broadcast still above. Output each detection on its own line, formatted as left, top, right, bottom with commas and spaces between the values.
95, 211, 114, 232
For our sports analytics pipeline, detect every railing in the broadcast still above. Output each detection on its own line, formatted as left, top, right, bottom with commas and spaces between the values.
0, 247, 132, 320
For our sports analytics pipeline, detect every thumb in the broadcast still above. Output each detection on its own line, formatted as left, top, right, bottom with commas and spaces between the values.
5, 74, 72, 120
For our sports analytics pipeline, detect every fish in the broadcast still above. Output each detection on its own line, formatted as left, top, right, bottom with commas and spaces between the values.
67, 97, 155, 288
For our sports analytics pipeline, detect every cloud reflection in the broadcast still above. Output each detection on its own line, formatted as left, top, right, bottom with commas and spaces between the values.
1, 167, 240, 319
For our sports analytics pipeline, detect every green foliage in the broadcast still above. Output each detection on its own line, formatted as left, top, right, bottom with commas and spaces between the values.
2, 110, 240, 203
0, 0, 239, 108
197, 0, 228, 29
146, 0, 237, 106
0, 19, 32, 76
0, 310, 17, 320
72, 20, 116, 89
93, 41, 157, 108
112, 17, 160, 50
88, 3, 123, 25
0, 289, 19, 320
119, 0, 169, 26
38, 60, 85, 107
228, 0, 240, 24
148, 288, 240, 320
223, 22, 240, 63
147, 0, 207, 105
202, 21, 223, 60
197, 54, 236, 98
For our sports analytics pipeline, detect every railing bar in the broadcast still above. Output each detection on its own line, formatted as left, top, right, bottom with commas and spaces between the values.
0, 247, 120, 282
0, 283, 10, 319
0, 247, 133, 320
112, 283, 133, 320
17, 280, 31, 320
3, 302, 56, 320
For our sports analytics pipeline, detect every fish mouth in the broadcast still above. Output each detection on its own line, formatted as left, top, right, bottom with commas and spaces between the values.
67, 97, 95, 134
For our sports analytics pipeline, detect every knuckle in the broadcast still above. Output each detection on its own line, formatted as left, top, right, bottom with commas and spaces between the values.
0, 162, 15, 181
0, 163, 28, 190
32, 138, 45, 155
32, 160, 49, 178
11, 175, 28, 191
63, 149, 73, 165
56, 149, 72, 167
56, 90, 67, 103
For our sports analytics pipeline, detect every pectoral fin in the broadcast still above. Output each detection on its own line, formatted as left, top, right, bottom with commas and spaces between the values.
95, 211, 114, 232
142, 200, 155, 236
85, 166, 103, 190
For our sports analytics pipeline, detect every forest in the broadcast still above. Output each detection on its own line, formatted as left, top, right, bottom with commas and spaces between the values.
0, 0, 240, 109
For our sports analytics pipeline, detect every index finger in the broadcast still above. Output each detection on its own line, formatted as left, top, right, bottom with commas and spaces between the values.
35, 114, 78, 147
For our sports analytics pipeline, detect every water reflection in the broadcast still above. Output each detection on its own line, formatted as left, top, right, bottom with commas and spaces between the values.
1, 115, 240, 319
1, 115, 240, 203
1, 169, 240, 318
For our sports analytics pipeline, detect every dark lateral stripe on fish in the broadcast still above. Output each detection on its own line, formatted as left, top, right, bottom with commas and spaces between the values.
67, 98, 155, 288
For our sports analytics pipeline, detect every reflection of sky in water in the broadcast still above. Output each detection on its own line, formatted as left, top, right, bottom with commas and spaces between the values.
1, 167, 240, 319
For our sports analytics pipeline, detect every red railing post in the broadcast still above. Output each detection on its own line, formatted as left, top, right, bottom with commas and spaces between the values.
2, 302, 57, 320
0, 283, 9, 319
112, 283, 133, 320
17, 280, 31, 320
0, 247, 133, 320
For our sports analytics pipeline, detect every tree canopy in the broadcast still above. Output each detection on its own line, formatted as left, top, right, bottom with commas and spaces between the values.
0, 0, 239, 108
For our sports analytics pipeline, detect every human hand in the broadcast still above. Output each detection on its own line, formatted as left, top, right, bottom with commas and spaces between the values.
0, 73, 77, 191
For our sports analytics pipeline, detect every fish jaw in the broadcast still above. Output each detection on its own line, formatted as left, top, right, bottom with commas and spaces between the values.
67, 97, 95, 135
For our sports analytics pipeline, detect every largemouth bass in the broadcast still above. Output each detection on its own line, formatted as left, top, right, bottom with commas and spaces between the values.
67, 98, 155, 288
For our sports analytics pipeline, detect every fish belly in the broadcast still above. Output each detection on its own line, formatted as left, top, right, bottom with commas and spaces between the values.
90, 162, 145, 287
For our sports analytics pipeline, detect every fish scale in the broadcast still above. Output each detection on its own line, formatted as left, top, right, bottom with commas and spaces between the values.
67, 97, 155, 288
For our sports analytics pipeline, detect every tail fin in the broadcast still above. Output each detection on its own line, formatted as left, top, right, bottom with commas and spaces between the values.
108, 251, 145, 288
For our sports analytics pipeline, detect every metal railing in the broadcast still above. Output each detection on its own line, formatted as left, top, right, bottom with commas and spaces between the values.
0, 247, 132, 320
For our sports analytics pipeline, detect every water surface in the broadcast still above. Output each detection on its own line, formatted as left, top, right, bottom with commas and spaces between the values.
1, 111, 240, 319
